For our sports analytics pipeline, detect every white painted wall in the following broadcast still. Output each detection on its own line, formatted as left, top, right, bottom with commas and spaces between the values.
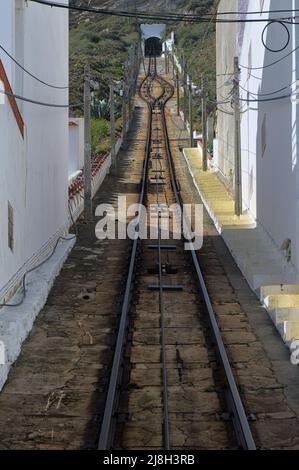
140, 23, 166, 54
216, 0, 299, 273
0, 89, 26, 293
141, 23, 166, 41
0, 0, 14, 83
0, 0, 69, 302
215, 0, 237, 186
68, 118, 84, 178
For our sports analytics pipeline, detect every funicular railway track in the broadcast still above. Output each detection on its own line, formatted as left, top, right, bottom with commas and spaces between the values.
98, 57, 256, 451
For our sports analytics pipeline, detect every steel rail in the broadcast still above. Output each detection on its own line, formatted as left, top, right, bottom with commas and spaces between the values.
159, 75, 256, 451
98, 59, 173, 450
152, 89, 171, 449
99, 59, 255, 451
98, 73, 153, 450
138, 57, 172, 449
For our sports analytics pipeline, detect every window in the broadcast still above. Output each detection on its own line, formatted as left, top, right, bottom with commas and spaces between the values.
8, 202, 14, 252
261, 114, 267, 157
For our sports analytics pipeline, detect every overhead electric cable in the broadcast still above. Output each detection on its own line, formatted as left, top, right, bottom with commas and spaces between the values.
216, 107, 234, 115
239, 45, 299, 71
0, 88, 79, 108
239, 83, 290, 96
0, 43, 68, 89
239, 93, 292, 103
28, 0, 299, 24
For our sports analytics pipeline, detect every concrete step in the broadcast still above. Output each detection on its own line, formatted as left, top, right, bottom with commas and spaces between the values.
277, 321, 299, 342
217, 218, 256, 229
251, 274, 295, 292
269, 307, 299, 325
265, 294, 299, 309
260, 284, 299, 301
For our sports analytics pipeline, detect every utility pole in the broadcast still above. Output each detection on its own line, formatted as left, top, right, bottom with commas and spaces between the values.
172, 53, 175, 80
84, 64, 92, 222
122, 63, 128, 141
124, 1, 128, 22
128, 45, 135, 124
128, 53, 132, 124
201, 73, 208, 172
189, 79, 194, 148
110, 79, 116, 172
134, 0, 137, 26
233, 56, 242, 216
132, 44, 138, 96
176, 68, 180, 116
164, 45, 167, 75
182, 51, 188, 128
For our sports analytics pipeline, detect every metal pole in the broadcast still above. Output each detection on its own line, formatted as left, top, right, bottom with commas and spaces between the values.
189, 79, 194, 148
164, 45, 167, 75
176, 69, 180, 117
233, 56, 242, 216
84, 64, 92, 222
110, 80, 116, 171
128, 47, 134, 124
182, 52, 188, 128
122, 64, 128, 141
172, 52, 175, 80
201, 73, 208, 172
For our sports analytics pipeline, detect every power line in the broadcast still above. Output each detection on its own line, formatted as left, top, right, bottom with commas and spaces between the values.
0, 232, 76, 308
211, 9, 299, 16
216, 107, 233, 116
29, 0, 299, 24
208, 98, 232, 105
0, 43, 68, 89
239, 83, 290, 97
216, 71, 234, 77
30, 0, 299, 19
239, 93, 292, 103
0, 88, 79, 108
219, 43, 299, 77
239, 45, 299, 71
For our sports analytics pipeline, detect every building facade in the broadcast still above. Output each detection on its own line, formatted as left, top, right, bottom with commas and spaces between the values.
0, 0, 69, 304
68, 118, 84, 179
215, 0, 299, 275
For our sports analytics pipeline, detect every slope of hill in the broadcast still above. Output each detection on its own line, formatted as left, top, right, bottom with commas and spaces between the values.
69, 0, 217, 148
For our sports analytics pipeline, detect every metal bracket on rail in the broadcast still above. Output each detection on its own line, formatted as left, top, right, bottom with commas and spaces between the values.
148, 284, 184, 291
147, 244, 177, 250
148, 263, 178, 275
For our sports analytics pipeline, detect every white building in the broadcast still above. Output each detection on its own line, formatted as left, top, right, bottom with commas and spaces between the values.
141, 23, 165, 56
0, 0, 69, 304
215, 0, 299, 276
69, 117, 84, 179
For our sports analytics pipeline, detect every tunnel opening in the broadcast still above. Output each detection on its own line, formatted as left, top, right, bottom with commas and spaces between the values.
145, 37, 163, 57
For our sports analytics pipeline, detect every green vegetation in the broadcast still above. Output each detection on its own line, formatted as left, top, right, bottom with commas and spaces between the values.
171, 0, 218, 131
91, 117, 122, 155
69, 10, 139, 118
69, 0, 218, 150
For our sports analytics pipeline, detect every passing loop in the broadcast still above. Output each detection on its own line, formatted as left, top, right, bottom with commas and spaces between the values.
262, 20, 290, 53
